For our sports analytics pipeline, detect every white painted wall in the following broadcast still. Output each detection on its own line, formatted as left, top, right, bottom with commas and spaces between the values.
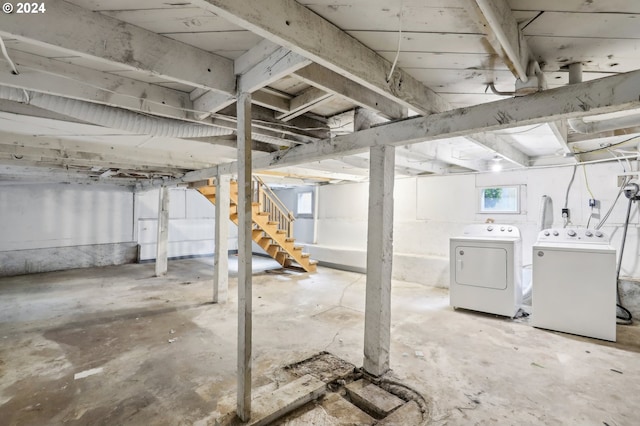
272, 186, 316, 244
0, 183, 136, 275
136, 187, 238, 261
305, 161, 640, 288
0, 183, 134, 250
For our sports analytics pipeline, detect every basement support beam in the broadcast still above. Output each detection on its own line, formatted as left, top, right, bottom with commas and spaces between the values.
193, 0, 449, 115
363, 144, 395, 377
178, 69, 640, 182
470, 0, 575, 161
236, 92, 253, 422
194, 46, 311, 119
293, 65, 406, 120
155, 186, 170, 277
0, 0, 234, 93
213, 174, 230, 304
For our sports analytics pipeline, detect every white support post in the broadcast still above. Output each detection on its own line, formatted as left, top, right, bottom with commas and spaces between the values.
363, 144, 395, 377
155, 186, 169, 277
236, 92, 253, 422
213, 174, 230, 303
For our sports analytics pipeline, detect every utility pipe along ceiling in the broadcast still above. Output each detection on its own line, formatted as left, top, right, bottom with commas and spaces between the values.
0, 0, 639, 186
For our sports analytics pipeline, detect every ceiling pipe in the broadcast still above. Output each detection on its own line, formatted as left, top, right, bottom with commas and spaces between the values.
568, 62, 583, 84
563, 63, 640, 133
568, 113, 640, 134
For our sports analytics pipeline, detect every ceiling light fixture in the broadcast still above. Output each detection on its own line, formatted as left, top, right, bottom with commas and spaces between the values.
491, 156, 503, 172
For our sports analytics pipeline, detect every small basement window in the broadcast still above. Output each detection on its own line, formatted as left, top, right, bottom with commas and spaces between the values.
296, 191, 313, 217
479, 186, 519, 213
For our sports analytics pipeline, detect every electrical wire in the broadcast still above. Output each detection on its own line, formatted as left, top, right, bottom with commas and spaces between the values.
595, 176, 630, 230
563, 165, 577, 227
0, 35, 19, 75
615, 195, 635, 323
493, 123, 545, 135
564, 164, 577, 209
582, 164, 595, 199
572, 135, 640, 155
386, 0, 403, 83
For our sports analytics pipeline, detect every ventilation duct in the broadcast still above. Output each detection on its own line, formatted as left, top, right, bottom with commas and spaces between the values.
0, 86, 235, 138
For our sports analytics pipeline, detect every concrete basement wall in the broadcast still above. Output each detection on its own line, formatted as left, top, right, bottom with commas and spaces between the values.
0, 183, 136, 276
279, 161, 640, 315
136, 187, 238, 261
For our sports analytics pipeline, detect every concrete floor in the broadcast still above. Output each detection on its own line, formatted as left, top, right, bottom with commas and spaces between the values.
1, 257, 639, 425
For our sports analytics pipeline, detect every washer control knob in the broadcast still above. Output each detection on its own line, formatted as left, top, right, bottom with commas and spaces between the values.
595, 231, 603, 238
567, 229, 577, 237
585, 231, 593, 237
508, 227, 513, 232
544, 231, 550, 236
552, 230, 559, 236
500, 226, 505, 231
487, 226, 494, 231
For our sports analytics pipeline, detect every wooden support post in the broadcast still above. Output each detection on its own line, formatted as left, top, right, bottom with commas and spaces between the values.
236, 92, 253, 422
213, 174, 230, 303
363, 144, 395, 377
155, 186, 169, 277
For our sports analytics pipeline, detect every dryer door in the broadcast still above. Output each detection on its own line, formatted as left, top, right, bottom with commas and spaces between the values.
454, 245, 507, 289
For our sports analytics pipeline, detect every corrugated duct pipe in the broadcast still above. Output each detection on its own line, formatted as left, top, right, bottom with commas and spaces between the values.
0, 86, 235, 138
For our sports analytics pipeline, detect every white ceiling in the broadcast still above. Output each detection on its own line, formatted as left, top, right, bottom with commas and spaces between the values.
0, 0, 639, 186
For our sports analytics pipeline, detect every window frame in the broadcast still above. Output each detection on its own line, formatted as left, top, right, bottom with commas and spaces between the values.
478, 185, 520, 214
295, 190, 314, 218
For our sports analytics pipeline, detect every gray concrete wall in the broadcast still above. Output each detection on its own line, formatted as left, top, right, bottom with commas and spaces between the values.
0, 242, 137, 277
0, 183, 136, 276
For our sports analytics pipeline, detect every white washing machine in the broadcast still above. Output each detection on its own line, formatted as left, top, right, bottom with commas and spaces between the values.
532, 228, 616, 342
450, 224, 522, 317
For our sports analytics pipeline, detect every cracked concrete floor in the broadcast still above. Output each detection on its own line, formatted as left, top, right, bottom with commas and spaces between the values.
1, 257, 639, 425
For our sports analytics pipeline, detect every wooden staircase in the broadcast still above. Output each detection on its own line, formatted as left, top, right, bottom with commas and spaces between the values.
196, 176, 317, 273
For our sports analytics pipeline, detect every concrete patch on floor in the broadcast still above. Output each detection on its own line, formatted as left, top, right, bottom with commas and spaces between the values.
345, 379, 404, 418
211, 352, 429, 425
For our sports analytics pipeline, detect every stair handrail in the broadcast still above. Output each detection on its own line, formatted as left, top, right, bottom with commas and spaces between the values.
252, 175, 296, 238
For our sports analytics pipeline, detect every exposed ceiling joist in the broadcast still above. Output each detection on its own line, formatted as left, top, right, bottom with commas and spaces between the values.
192, 0, 450, 115
252, 90, 290, 114
277, 87, 333, 122
0, 49, 191, 121
0, 133, 215, 170
0, 153, 186, 176
0, 0, 235, 93
0, 165, 147, 187
193, 45, 311, 118
470, 0, 576, 161
467, 133, 529, 167
179, 69, 640, 182
292, 64, 406, 120
238, 46, 311, 93
401, 143, 488, 172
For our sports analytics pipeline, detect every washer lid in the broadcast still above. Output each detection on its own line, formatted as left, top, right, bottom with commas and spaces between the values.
533, 243, 615, 254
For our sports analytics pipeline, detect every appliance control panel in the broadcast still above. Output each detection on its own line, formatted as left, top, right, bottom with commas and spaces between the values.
462, 224, 521, 238
536, 228, 610, 244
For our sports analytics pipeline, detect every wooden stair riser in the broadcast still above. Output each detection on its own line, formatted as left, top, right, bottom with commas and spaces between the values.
197, 182, 316, 273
